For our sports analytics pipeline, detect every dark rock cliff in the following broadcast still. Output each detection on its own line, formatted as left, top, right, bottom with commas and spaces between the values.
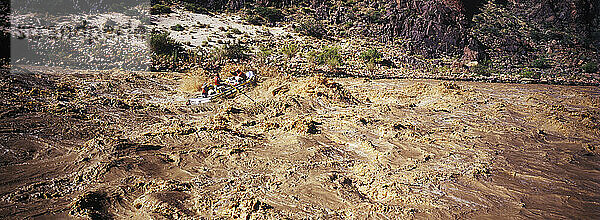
209, 0, 598, 63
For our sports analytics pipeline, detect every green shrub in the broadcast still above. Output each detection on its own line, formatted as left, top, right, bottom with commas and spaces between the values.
531, 58, 551, 69
308, 46, 342, 69
149, 32, 183, 56
582, 62, 598, 73
171, 24, 185, 31
257, 46, 273, 63
244, 7, 283, 25
519, 68, 541, 79
430, 65, 452, 75
470, 60, 496, 76
254, 7, 284, 23
359, 48, 382, 65
295, 20, 327, 39
229, 28, 243, 35
150, 4, 172, 15
182, 2, 209, 14
259, 46, 273, 56
366, 9, 385, 24
245, 15, 263, 25
211, 42, 250, 62
281, 42, 300, 60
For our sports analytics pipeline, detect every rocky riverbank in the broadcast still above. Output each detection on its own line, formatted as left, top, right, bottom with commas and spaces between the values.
8, 2, 600, 84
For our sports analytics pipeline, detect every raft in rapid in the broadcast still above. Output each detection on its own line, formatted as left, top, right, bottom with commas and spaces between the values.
187, 71, 256, 105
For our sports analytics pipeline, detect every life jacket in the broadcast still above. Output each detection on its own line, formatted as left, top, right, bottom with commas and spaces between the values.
214, 76, 221, 85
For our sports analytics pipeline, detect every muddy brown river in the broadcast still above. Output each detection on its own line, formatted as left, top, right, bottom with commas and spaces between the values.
0, 66, 599, 219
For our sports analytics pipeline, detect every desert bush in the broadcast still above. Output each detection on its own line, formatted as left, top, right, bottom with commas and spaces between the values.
257, 46, 273, 63
295, 20, 327, 39
149, 32, 184, 56
307, 46, 342, 69
582, 62, 598, 73
211, 42, 250, 62
171, 24, 185, 31
150, 4, 171, 15
470, 60, 496, 76
430, 65, 452, 75
245, 15, 263, 25
366, 9, 386, 24
245, 7, 284, 25
519, 68, 541, 79
152, 48, 209, 72
229, 28, 243, 35
359, 48, 382, 65
182, 2, 209, 14
530, 58, 551, 69
102, 19, 116, 32
255, 7, 284, 23
280, 42, 300, 60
